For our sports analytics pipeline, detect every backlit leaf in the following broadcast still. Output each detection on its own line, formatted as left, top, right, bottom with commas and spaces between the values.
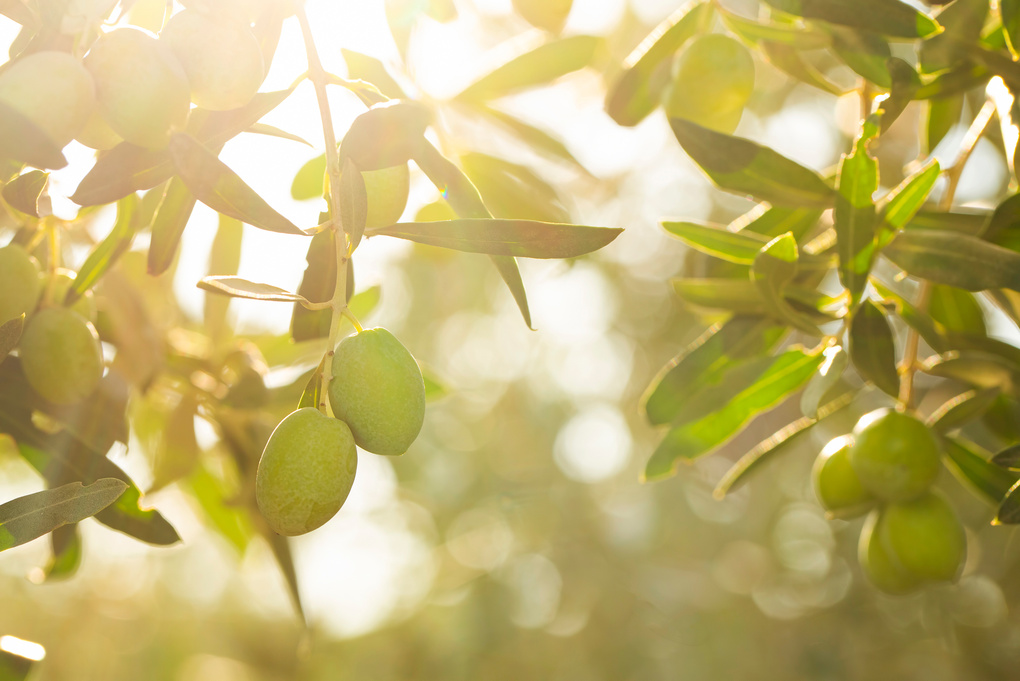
939, 437, 1018, 508
884, 229, 1020, 292
2, 170, 47, 216
835, 114, 879, 304
662, 221, 770, 264
927, 387, 1000, 433
198, 276, 311, 304
68, 194, 139, 303
762, 0, 942, 39
849, 300, 899, 397
0, 479, 127, 551
147, 177, 197, 276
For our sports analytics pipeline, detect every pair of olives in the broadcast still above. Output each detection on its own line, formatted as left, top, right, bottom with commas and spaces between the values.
813, 409, 966, 593
0, 7, 264, 151
255, 329, 427, 536
0, 244, 104, 405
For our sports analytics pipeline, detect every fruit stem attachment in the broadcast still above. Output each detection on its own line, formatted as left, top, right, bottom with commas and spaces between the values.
898, 98, 996, 409
295, 1, 353, 412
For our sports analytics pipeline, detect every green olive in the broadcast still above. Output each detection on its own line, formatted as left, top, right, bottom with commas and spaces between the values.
664, 34, 755, 135
848, 408, 940, 502
160, 9, 265, 111
0, 244, 42, 326
812, 434, 874, 517
879, 490, 966, 582
44, 269, 98, 322
84, 27, 190, 148
0, 51, 95, 148
20, 307, 103, 405
327, 328, 426, 456
858, 508, 922, 594
255, 407, 358, 536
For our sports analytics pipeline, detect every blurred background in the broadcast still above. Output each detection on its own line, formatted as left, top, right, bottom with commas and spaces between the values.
2, 0, 1020, 679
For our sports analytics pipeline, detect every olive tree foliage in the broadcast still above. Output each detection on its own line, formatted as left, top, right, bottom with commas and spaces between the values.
612, 0, 1020, 590
0, 0, 622, 639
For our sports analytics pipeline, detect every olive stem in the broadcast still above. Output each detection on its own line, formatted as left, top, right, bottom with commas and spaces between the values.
898, 98, 996, 410
295, 1, 351, 414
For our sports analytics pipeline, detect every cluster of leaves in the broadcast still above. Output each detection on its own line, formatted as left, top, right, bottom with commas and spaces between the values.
0, 0, 620, 619
609, 0, 1020, 523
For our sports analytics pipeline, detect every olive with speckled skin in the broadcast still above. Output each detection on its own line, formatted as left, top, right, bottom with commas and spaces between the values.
256, 408, 358, 536
328, 328, 425, 456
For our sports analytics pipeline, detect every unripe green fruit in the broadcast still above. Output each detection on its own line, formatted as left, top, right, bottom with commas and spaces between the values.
664, 34, 755, 135
848, 408, 940, 502
328, 328, 426, 456
160, 9, 265, 111
0, 51, 95, 147
327, 164, 410, 229
812, 434, 874, 517
0, 244, 42, 326
84, 28, 190, 148
858, 508, 922, 594
20, 307, 103, 405
879, 490, 966, 582
255, 408, 358, 536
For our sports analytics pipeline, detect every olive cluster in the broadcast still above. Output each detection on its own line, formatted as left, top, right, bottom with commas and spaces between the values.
0, 5, 265, 152
813, 409, 967, 594
255, 329, 427, 536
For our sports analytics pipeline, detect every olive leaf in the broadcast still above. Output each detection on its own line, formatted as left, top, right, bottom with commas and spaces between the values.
0, 479, 128, 552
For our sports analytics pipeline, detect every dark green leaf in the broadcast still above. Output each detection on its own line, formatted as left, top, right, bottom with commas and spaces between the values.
663, 221, 770, 264
992, 443, 1020, 470
800, 345, 849, 418
168, 132, 305, 235
985, 192, 1020, 252
198, 276, 311, 304
72, 89, 296, 206
0, 479, 127, 551
605, 1, 712, 126
412, 141, 532, 327
147, 177, 197, 276
927, 387, 1001, 432
922, 351, 1020, 391
0, 101, 66, 169
339, 100, 431, 171
670, 118, 835, 208
918, 0, 986, 75
645, 348, 825, 480
341, 48, 407, 99
2, 170, 47, 216
884, 228, 1020, 292
456, 35, 602, 103
849, 300, 899, 397
643, 316, 787, 426
880, 58, 922, 131
940, 437, 1018, 507
369, 218, 622, 259
995, 480, 1020, 523
762, 0, 942, 38
0, 314, 23, 364
340, 157, 368, 252
68, 194, 139, 303
835, 114, 879, 304
928, 285, 986, 334
716, 389, 855, 497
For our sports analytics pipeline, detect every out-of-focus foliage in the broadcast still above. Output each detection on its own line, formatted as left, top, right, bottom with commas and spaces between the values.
2, 0, 1020, 679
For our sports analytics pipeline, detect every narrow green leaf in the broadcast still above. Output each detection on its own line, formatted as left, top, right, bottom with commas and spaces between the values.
341, 48, 407, 99
925, 95, 964, 153
298, 355, 326, 411
605, 0, 713, 126
719, 7, 830, 48
991, 444, 1020, 470
412, 141, 532, 327
290, 230, 339, 342
0, 479, 127, 551
940, 437, 1018, 507
68, 194, 139, 303
928, 285, 986, 335
985, 192, 1020, 252
835, 114, 879, 304
918, 0, 986, 74
849, 300, 899, 397
717, 389, 855, 497
762, 0, 942, 39
456, 35, 602, 102
0, 101, 66, 169
800, 345, 849, 418
921, 351, 1020, 391
147, 177, 196, 275
72, 89, 296, 206
884, 228, 1020, 292
670, 118, 835, 208
995, 481, 1020, 524
246, 123, 312, 147
829, 28, 892, 88
876, 159, 939, 235
671, 278, 835, 322
643, 316, 787, 426
662, 220, 770, 264
340, 157, 368, 252
879, 58, 922, 131
198, 276, 311, 304
2, 170, 47, 217
759, 41, 845, 95
169, 133, 305, 236
0, 314, 23, 364
730, 203, 823, 242
905, 208, 988, 236
339, 100, 431, 171
927, 387, 1001, 432
645, 348, 824, 480
369, 218, 622, 259
44, 523, 82, 581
